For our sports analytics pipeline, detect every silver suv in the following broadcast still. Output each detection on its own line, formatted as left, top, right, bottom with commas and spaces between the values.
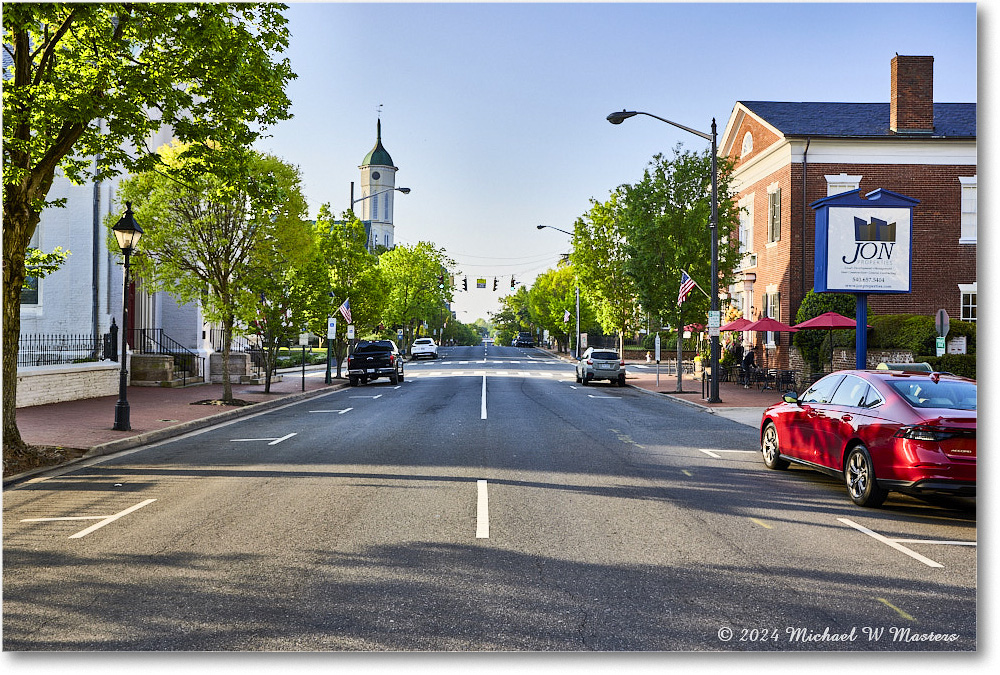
576, 347, 626, 386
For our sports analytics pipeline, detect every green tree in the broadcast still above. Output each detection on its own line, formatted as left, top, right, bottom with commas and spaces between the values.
3, 2, 294, 457
572, 190, 641, 354
619, 146, 740, 337
241, 156, 314, 392
116, 144, 298, 402
307, 207, 388, 376
792, 290, 861, 372
378, 242, 454, 349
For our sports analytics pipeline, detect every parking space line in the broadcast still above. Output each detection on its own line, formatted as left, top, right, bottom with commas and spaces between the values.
838, 518, 944, 568
481, 375, 488, 420
876, 598, 917, 622
698, 448, 757, 459
22, 499, 157, 539
749, 518, 773, 529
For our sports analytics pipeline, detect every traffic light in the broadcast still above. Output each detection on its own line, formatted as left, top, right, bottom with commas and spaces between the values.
510, 277, 516, 289
493, 277, 498, 291
437, 274, 445, 289
462, 277, 468, 291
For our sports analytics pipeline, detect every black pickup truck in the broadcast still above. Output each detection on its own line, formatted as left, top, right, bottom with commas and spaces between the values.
347, 340, 405, 386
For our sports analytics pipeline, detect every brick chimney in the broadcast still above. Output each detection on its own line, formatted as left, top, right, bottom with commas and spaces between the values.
890, 55, 934, 134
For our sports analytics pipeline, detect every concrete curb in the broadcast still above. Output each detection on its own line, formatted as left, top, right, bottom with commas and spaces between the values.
3, 382, 348, 488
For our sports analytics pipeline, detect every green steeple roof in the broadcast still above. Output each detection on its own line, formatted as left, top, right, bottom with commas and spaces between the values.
362, 119, 395, 167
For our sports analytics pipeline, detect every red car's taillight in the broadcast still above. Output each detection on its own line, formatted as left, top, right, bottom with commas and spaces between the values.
893, 425, 969, 442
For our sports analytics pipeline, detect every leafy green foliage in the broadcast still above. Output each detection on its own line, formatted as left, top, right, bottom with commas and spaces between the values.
3, 2, 294, 451
919, 354, 976, 379
23, 247, 70, 283
868, 314, 976, 355
618, 146, 740, 332
378, 242, 454, 348
571, 190, 641, 352
116, 144, 307, 400
791, 291, 860, 370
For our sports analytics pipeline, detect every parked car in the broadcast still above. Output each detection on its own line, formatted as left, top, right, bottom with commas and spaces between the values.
410, 337, 439, 360
347, 340, 404, 386
576, 347, 626, 386
760, 369, 976, 507
514, 331, 535, 348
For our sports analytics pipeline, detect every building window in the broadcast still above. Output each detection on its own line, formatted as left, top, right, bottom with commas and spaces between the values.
372, 192, 378, 220
741, 131, 753, 157
384, 233, 389, 248
738, 195, 755, 268
959, 176, 976, 243
20, 229, 40, 306
767, 186, 781, 243
825, 173, 862, 196
960, 283, 976, 322
384, 193, 389, 221
764, 288, 780, 345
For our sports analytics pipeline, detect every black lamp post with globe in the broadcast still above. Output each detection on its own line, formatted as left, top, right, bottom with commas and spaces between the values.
111, 202, 143, 431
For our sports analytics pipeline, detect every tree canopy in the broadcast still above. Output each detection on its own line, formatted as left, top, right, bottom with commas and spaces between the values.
3, 2, 295, 455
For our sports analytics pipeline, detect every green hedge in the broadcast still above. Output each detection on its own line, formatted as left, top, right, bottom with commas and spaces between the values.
916, 354, 977, 380
868, 314, 976, 355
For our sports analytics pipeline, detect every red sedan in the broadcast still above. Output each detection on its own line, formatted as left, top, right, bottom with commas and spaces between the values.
760, 370, 976, 507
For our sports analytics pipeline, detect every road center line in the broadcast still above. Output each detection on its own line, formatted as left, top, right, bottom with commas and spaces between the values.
476, 479, 489, 538
838, 518, 944, 568
481, 375, 487, 420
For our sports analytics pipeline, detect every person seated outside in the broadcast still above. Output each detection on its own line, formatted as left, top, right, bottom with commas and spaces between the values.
740, 349, 761, 387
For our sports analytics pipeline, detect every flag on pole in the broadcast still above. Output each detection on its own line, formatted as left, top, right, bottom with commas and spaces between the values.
677, 270, 696, 306
339, 298, 352, 324
564, 309, 571, 322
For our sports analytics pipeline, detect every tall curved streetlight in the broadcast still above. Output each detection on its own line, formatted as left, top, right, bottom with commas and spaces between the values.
536, 225, 581, 359
606, 110, 722, 403
349, 184, 411, 251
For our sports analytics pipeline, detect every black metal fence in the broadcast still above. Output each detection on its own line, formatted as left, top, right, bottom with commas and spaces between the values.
17, 333, 113, 368
128, 328, 204, 382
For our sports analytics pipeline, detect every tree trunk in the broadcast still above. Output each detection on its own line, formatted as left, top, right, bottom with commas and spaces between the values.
221, 317, 234, 402
2, 208, 36, 458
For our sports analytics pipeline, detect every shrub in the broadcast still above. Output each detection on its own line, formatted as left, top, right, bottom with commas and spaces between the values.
918, 354, 977, 380
869, 315, 976, 355
792, 291, 862, 371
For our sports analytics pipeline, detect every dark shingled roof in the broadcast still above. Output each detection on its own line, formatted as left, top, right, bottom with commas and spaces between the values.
739, 101, 976, 138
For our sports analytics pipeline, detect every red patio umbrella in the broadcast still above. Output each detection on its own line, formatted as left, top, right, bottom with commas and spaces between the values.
745, 317, 798, 370
720, 317, 754, 332
744, 317, 799, 333
793, 312, 869, 370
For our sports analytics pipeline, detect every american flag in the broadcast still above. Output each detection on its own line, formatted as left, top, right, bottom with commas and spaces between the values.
339, 298, 352, 324
677, 271, 696, 306
564, 309, 571, 322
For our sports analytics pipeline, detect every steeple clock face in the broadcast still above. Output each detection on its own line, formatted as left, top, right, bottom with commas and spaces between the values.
371, 171, 381, 181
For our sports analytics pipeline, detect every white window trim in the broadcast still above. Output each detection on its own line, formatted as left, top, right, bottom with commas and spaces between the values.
959, 176, 977, 244
825, 173, 863, 196
766, 183, 781, 245
959, 283, 977, 322
764, 284, 779, 346
741, 131, 753, 158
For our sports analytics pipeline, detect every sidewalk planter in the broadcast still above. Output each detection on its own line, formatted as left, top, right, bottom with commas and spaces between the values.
209, 352, 251, 383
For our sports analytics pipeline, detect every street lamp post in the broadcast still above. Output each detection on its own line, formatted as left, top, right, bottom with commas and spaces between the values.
349, 184, 411, 248
536, 224, 581, 358
111, 202, 144, 430
606, 110, 722, 403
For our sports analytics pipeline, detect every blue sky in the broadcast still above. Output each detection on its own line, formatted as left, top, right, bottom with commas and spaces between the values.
253, 1, 980, 324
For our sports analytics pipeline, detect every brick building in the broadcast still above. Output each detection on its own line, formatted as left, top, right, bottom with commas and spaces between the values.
719, 55, 976, 367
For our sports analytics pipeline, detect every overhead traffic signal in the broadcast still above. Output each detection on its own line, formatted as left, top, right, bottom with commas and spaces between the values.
493, 277, 498, 291
437, 274, 445, 289
510, 277, 516, 289
462, 277, 468, 291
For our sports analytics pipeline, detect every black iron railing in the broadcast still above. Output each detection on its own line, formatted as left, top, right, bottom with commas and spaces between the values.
209, 329, 265, 378
17, 333, 112, 368
128, 328, 204, 385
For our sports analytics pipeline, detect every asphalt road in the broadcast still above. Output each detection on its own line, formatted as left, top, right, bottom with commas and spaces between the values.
2, 344, 977, 651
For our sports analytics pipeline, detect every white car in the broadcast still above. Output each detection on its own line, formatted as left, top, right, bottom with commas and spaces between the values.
410, 338, 439, 360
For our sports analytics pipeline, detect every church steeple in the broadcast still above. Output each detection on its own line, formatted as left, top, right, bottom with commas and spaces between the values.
362, 119, 395, 168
